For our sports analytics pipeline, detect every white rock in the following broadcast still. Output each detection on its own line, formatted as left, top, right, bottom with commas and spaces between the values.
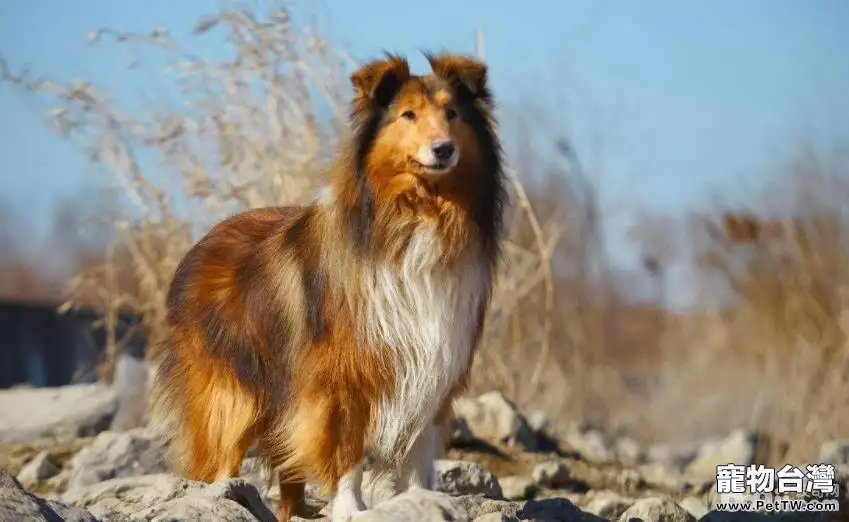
616, 468, 646, 493
0, 470, 98, 522
62, 473, 275, 522
435, 460, 502, 499
617, 497, 696, 522
532, 461, 571, 488
565, 427, 614, 464
819, 439, 849, 466
683, 429, 757, 483
527, 410, 550, 434
497, 475, 537, 501
645, 441, 701, 471
677, 496, 708, 519
452, 392, 537, 450
16, 451, 59, 488
462, 497, 521, 520
109, 354, 151, 431
614, 436, 644, 466
637, 462, 688, 492
131, 477, 277, 522
67, 428, 168, 488
0, 383, 117, 443
358, 488, 469, 522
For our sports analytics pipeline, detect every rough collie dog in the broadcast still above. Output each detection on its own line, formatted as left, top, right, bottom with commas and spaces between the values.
150, 52, 506, 521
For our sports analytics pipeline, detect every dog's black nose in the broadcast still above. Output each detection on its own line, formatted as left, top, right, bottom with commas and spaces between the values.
431, 141, 456, 161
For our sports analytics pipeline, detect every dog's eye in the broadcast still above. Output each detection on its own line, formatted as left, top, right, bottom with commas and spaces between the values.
401, 110, 416, 121
445, 108, 458, 121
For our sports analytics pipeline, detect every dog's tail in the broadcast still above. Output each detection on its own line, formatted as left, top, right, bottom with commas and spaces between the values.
147, 338, 260, 481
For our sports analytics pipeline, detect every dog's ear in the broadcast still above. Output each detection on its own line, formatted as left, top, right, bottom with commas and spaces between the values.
426, 53, 490, 105
350, 54, 410, 109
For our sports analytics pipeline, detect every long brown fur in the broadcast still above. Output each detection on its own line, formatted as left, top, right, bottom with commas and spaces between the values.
149, 51, 505, 521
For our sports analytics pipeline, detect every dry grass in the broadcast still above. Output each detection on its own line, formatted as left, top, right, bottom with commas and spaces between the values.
619, 141, 849, 464
2, 2, 847, 465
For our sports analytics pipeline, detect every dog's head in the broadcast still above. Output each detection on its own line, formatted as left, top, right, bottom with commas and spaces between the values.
350, 52, 493, 183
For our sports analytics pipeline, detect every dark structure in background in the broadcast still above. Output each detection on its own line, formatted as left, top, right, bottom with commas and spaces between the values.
0, 299, 147, 389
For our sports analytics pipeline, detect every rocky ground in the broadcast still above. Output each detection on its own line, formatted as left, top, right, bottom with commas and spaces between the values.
1, 384, 847, 521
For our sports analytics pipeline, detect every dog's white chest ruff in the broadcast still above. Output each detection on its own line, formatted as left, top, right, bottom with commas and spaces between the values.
363, 227, 487, 462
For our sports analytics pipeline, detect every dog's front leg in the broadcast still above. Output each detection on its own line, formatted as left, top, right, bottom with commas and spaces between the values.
331, 462, 367, 521
396, 424, 439, 492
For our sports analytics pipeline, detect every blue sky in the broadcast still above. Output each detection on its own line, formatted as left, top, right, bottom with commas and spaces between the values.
1, 1, 848, 303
